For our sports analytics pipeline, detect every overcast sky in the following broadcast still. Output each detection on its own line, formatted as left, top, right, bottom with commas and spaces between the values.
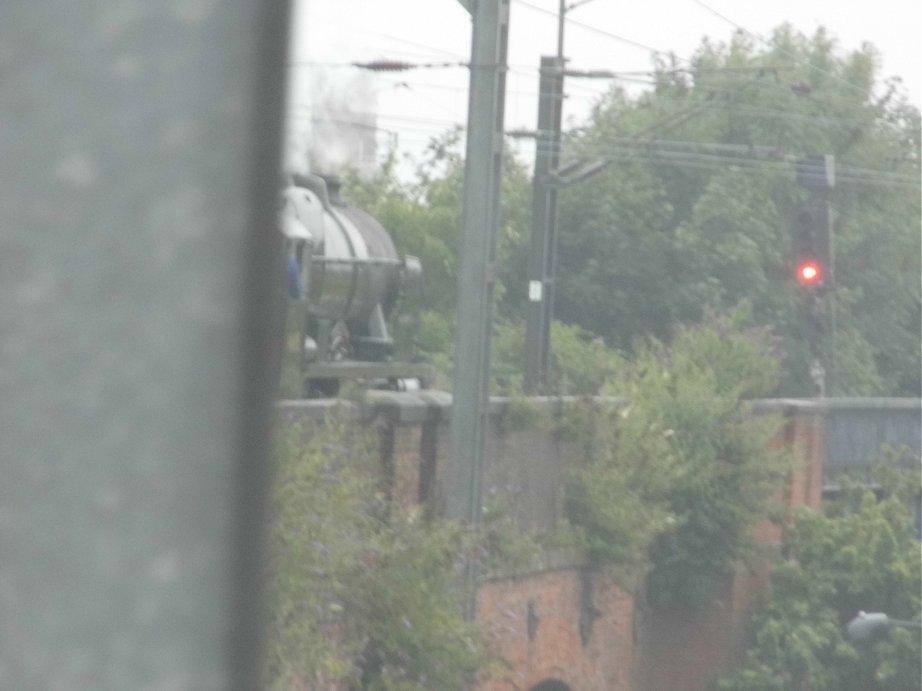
287, 0, 921, 173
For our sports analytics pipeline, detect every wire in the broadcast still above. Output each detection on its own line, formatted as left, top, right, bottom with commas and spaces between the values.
363, 30, 468, 61
287, 59, 470, 70
604, 70, 766, 142
353, 60, 469, 72
375, 72, 605, 104
297, 107, 919, 187
688, 0, 873, 101
532, 140, 920, 187
534, 113, 920, 183
298, 62, 872, 132
586, 90, 889, 128
301, 111, 466, 131
513, 0, 673, 56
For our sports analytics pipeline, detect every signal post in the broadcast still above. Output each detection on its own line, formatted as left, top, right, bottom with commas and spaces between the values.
794, 155, 836, 396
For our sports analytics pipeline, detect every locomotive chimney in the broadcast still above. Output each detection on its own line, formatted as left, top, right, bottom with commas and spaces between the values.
319, 174, 343, 206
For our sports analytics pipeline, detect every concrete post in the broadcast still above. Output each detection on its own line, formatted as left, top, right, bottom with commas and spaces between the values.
449, 0, 509, 526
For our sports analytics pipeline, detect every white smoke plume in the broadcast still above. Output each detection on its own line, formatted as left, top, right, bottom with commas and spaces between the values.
307, 70, 378, 177
285, 0, 380, 178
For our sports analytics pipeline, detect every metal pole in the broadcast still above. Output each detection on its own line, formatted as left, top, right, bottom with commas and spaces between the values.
796, 154, 835, 398
823, 186, 837, 396
524, 56, 564, 393
450, 0, 509, 615
557, 0, 566, 58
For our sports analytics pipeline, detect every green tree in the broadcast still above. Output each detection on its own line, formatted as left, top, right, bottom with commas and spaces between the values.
555, 26, 920, 396
641, 311, 790, 606
342, 26, 919, 398
491, 318, 624, 395
716, 465, 922, 691
565, 309, 790, 600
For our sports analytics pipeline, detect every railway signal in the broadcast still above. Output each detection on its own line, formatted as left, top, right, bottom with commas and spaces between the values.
794, 154, 837, 395
792, 205, 827, 289
796, 259, 823, 286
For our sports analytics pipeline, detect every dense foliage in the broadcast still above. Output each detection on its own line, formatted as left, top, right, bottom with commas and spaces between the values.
564, 310, 790, 605
716, 462, 921, 691
557, 26, 920, 396
276, 23, 921, 684
264, 419, 483, 690
346, 26, 920, 398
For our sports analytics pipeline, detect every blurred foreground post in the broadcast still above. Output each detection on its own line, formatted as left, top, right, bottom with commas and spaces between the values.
0, 1, 288, 688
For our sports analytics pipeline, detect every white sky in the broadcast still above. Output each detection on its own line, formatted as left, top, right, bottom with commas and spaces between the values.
287, 0, 921, 173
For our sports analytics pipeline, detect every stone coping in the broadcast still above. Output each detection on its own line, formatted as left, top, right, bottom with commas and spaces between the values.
275, 393, 920, 424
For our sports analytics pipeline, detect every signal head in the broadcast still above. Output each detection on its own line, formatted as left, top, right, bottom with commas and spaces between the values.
796, 260, 823, 286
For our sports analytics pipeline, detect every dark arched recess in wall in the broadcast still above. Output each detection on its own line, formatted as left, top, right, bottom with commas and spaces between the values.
529, 680, 572, 691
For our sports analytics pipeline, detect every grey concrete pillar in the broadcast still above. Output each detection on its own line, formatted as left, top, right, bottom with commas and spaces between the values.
0, 1, 289, 688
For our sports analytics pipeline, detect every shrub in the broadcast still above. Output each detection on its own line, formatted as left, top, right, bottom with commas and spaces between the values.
716, 462, 921, 691
264, 417, 484, 690
565, 308, 790, 605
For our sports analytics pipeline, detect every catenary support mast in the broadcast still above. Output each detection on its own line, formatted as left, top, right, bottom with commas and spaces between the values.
450, 0, 510, 616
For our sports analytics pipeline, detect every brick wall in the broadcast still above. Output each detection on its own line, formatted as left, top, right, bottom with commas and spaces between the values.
629, 402, 825, 691
275, 395, 827, 691
477, 562, 634, 691
474, 400, 826, 691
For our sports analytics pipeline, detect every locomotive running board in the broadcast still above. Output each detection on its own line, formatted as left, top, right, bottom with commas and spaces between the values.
303, 361, 436, 389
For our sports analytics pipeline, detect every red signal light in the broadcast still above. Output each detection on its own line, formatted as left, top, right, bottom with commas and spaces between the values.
797, 260, 823, 285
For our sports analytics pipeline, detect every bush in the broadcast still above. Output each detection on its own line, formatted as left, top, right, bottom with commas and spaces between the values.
716, 463, 921, 691
492, 318, 624, 396
565, 309, 790, 604
264, 417, 484, 690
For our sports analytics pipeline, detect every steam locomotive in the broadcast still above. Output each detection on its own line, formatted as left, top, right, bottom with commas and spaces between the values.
280, 173, 432, 396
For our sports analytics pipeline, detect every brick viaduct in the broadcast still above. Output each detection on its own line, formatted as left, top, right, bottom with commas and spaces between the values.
277, 395, 918, 691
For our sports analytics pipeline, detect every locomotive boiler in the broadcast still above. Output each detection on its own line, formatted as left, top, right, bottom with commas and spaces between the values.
280, 173, 430, 396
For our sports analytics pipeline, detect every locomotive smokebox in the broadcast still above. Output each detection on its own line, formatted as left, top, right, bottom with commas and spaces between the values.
280, 173, 421, 378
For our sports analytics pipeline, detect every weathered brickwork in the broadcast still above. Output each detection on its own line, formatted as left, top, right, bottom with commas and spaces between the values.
473, 403, 825, 691
390, 423, 423, 510
276, 396, 828, 691
477, 567, 634, 691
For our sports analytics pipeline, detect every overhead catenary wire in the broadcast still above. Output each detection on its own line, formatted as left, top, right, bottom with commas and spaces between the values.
288, 59, 471, 70
554, 149, 918, 189
633, 70, 770, 138
292, 57, 757, 81
363, 30, 468, 60
543, 129, 919, 177
634, 99, 888, 128
545, 68, 914, 175
310, 116, 463, 132
513, 0, 675, 57
371, 70, 611, 105
688, 0, 875, 101
291, 74, 917, 186
292, 56, 818, 127
559, 99, 896, 134
530, 143, 920, 188
527, 114, 920, 186
300, 65, 884, 133
298, 106, 919, 188
291, 9, 916, 188
286, 107, 465, 131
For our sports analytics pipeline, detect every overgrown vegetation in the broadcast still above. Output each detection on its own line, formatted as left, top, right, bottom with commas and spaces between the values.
275, 21, 921, 685
343, 26, 920, 398
716, 459, 921, 691
264, 418, 484, 690
564, 309, 791, 605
